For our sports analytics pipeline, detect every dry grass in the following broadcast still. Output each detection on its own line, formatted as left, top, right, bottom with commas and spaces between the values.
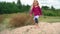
8, 13, 34, 28
0, 13, 60, 31
0, 15, 5, 23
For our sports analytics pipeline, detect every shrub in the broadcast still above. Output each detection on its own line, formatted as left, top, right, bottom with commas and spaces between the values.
8, 13, 34, 28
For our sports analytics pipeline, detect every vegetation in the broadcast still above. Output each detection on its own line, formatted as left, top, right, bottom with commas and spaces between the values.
0, 0, 60, 16
0, 0, 30, 14
42, 6, 60, 16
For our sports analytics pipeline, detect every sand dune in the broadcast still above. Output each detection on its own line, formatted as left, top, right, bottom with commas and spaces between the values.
0, 22, 60, 34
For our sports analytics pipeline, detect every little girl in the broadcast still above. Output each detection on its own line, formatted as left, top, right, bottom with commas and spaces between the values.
30, 0, 42, 28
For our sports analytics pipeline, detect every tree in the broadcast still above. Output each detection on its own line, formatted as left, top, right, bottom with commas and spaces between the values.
51, 6, 55, 11
42, 6, 49, 10
17, 0, 22, 9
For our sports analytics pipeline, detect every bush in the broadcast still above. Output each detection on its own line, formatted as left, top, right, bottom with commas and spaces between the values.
8, 13, 34, 28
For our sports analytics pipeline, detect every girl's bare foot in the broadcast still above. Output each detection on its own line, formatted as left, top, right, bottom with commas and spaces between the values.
34, 25, 40, 29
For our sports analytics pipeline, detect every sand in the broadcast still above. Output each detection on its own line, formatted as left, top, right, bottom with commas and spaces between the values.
0, 22, 60, 34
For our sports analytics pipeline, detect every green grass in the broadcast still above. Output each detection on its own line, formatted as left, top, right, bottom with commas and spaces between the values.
39, 16, 60, 23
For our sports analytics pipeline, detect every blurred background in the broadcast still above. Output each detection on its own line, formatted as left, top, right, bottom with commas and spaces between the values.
0, 0, 60, 32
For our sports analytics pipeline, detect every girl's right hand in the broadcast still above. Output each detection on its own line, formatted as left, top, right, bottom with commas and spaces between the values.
30, 14, 32, 16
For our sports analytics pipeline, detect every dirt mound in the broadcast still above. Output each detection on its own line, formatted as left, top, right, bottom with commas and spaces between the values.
0, 22, 60, 34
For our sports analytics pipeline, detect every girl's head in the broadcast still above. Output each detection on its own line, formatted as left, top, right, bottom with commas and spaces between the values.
33, 0, 39, 6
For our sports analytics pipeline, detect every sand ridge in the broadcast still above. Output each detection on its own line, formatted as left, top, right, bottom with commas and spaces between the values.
0, 22, 60, 34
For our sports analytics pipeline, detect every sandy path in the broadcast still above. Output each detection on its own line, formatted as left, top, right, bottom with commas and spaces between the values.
0, 22, 60, 34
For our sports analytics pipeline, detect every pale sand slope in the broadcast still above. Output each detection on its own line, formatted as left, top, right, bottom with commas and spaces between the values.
0, 22, 60, 34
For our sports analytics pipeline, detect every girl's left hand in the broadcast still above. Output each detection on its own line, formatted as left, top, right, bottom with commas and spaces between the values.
39, 15, 41, 16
